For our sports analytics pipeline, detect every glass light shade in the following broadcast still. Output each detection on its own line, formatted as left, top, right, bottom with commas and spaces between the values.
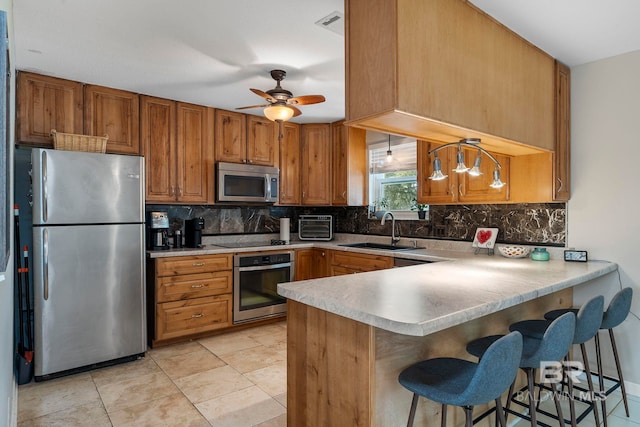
429, 156, 448, 181
468, 152, 483, 176
386, 149, 393, 163
490, 169, 505, 188
264, 105, 294, 122
453, 149, 469, 173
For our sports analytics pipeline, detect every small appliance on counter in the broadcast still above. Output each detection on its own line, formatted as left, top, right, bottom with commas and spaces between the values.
147, 211, 170, 250
185, 217, 205, 248
298, 215, 333, 241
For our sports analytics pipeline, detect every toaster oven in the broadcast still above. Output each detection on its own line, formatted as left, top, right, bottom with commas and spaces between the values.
298, 215, 333, 241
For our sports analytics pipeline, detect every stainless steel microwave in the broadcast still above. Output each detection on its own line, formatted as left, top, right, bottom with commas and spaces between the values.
216, 162, 279, 203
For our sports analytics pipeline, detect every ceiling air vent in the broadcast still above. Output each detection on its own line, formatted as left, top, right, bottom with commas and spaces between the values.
315, 11, 344, 36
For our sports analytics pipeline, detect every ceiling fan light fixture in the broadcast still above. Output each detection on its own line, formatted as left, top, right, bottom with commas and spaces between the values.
264, 105, 294, 122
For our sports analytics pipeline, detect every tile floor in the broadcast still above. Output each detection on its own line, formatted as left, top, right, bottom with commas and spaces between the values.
17, 321, 288, 426
17, 321, 640, 427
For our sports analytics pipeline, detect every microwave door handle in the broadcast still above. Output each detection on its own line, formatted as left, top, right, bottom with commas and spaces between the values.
265, 176, 271, 201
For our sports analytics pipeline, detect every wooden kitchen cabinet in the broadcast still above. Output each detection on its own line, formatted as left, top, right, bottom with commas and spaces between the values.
148, 254, 233, 347
16, 71, 84, 147
215, 111, 276, 166
417, 140, 510, 204
331, 120, 367, 206
346, 0, 555, 156
84, 84, 140, 154
246, 115, 276, 166
214, 109, 246, 163
328, 251, 393, 276
295, 248, 329, 280
301, 123, 331, 205
142, 96, 214, 204
278, 121, 301, 205
553, 61, 571, 201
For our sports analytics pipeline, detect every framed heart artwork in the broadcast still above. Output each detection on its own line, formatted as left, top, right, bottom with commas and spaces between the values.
472, 228, 499, 249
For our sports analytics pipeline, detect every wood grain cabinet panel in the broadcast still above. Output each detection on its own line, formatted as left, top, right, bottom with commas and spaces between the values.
156, 295, 232, 342
331, 121, 367, 206
301, 124, 331, 205
329, 251, 393, 275
246, 115, 276, 166
84, 84, 140, 154
554, 61, 571, 201
346, 0, 555, 155
16, 71, 83, 146
149, 253, 233, 347
278, 122, 301, 205
141, 96, 176, 202
214, 109, 247, 163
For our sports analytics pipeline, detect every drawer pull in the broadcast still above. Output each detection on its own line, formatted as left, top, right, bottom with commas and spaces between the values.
191, 284, 207, 288
191, 313, 204, 318
192, 262, 205, 267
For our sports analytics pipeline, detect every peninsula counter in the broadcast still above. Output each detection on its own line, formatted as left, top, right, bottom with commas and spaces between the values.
277, 257, 617, 426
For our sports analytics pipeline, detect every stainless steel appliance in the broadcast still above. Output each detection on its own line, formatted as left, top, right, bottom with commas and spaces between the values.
31, 148, 146, 380
185, 217, 204, 248
233, 251, 294, 323
216, 161, 279, 203
298, 215, 333, 241
147, 211, 169, 250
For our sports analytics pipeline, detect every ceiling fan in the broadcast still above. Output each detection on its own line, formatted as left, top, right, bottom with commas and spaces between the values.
236, 69, 326, 122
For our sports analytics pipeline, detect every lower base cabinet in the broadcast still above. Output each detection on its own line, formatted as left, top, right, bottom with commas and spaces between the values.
328, 251, 393, 275
148, 254, 233, 347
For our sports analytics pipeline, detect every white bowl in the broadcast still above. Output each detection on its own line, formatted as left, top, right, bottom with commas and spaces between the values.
498, 246, 531, 258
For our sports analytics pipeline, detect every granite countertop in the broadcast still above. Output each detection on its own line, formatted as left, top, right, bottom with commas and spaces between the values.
147, 234, 617, 337
277, 256, 617, 337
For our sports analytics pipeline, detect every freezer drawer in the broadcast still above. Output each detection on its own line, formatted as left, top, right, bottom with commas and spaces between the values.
32, 224, 146, 377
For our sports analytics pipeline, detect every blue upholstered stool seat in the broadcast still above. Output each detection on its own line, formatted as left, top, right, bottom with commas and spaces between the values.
399, 332, 523, 427
466, 313, 576, 427
510, 296, 605, 427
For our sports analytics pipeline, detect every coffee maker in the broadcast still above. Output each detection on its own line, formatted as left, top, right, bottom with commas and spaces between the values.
185, 217, 205, 248
147, 211, 170, 250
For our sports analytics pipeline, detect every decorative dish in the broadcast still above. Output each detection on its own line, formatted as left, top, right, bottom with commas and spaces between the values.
498, 246, 531, 258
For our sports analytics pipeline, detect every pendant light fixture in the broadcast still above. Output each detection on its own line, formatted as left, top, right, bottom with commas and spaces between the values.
386, 134, 393, 163
428, 138, 505, 189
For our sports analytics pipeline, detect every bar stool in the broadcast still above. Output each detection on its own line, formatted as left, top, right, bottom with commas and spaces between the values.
466, 312, 576, 427
546, 288, 633, 423
511, 295, 604, 427
398, 331, 523, 427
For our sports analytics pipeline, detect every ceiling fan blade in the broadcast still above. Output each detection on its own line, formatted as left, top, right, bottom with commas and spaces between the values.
250, 88, 275, 102
236, 103, 270, 110
287, 94, 326, 106
290, 105, 302, 117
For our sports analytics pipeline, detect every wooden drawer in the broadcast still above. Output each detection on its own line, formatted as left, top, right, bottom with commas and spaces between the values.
330, 251, 393, 272
156, 254, 232, 276
156, 295, 232, 341
156, 271, 232, 303
329, 265, 363, 276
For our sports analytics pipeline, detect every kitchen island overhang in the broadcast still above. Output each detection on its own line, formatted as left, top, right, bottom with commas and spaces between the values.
279, 257, 618, 427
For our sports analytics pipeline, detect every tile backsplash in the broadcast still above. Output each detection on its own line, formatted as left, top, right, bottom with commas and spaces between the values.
146, 203, 566, 246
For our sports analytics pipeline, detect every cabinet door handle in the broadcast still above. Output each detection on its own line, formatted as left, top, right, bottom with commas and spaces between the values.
191, 313, 204, 318
191, 284, 208, 288
169, 186, 175, 196
192, 262, 205, 267
342, 191, 346, 200
248, 159, 253, 164
458, 184, 463, 197
177, 187, 183, 196
556, 178, 564, 192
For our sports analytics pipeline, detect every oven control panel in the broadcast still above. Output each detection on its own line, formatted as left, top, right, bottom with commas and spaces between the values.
236, 252, 292, 267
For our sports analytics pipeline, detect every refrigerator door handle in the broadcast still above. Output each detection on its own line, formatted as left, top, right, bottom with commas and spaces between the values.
43, 228, 49, 300
42, 151, 48, 222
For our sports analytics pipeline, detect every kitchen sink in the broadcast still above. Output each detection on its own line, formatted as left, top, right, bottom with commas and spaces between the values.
338, 242, 423, 251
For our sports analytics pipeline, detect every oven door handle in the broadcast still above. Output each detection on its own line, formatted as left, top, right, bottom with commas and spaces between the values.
237, 262, 292, 272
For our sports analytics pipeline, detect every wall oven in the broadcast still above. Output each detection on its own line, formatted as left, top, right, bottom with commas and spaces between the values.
233, 251, 294, 323
216, 162, 279, 203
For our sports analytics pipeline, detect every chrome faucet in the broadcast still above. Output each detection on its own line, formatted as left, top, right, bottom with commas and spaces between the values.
380, 211, 401, 246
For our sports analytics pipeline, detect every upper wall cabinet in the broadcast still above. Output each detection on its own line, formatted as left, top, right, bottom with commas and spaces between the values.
214, 110, 276, 166
553, 61, 571, 201
16, 71, 83, 146
278, 121, 301, 205
84, 85, 140, 155
331, 120, 367, 206
143, 95, 214, 204
345, 0, 555, 156
301, 124, 331, 205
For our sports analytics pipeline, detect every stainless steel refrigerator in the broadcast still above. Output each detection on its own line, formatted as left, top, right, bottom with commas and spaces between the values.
31, 148, 146, 380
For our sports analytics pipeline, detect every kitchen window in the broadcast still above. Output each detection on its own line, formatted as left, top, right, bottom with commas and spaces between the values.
368, 134, 425, 220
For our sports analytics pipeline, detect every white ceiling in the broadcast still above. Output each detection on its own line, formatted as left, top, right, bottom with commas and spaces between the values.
12, 0, 640, 124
